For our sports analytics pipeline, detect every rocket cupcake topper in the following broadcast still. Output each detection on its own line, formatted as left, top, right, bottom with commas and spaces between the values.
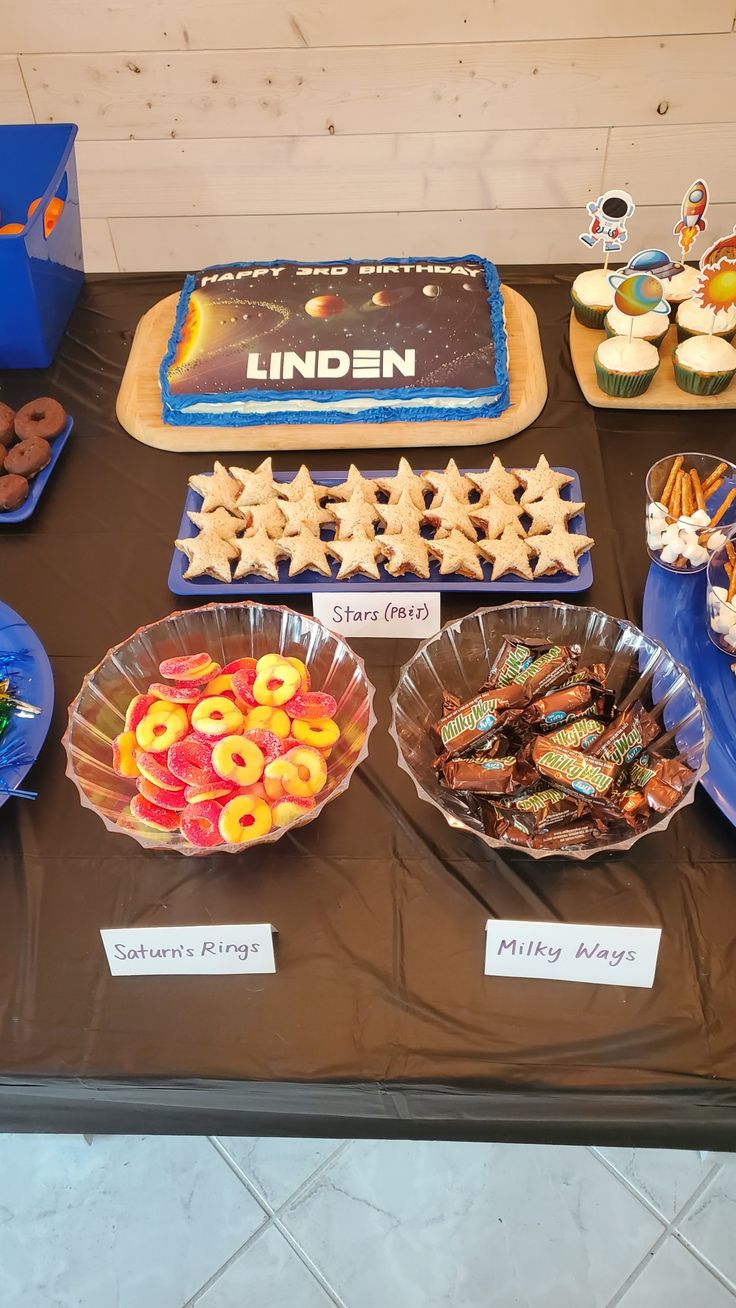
580, 189, 636, 268
673, 179, 709, 256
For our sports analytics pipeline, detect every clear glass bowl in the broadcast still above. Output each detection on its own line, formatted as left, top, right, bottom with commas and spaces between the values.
389, 600, 709, 860
646, 452, 736, 574
706, 527, 736, 654
63, 601, 376, 856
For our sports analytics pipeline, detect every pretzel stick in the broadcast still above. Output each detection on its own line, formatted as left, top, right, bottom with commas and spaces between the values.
726, 541, 736, 567
728, 566, 736, 605
673, 554, 689, 569
702, 462, 729, 494
682, 474, 694, 517
709, 486, 736, 529
671, 471, 684, 520
690, 469, 706, 513
705, 477, 724, 503
660, 455, 684, 508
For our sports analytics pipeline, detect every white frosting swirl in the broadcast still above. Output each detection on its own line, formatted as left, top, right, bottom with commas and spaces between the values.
677, 299, 736, 334
572, 269, 616, 308
596, 336, 659, 372
675, 334, 736, 373
605, 306, 668, 339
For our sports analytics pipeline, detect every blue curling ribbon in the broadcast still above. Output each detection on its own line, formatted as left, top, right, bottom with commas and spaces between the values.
0, 649, 32, 676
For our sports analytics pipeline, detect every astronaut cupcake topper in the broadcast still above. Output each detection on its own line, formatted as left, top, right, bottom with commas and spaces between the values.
579, 189, 636, 271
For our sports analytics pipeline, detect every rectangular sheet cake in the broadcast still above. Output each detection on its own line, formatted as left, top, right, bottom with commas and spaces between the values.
160, 256, 509, 427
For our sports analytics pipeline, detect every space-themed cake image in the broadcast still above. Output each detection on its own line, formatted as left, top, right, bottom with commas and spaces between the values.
160, 256, 510, 426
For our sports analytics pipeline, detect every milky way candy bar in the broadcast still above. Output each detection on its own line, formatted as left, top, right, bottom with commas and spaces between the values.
627, 752, 693, 813
436, 684, 524, 757
531, 738, 618, 800
483, 636, 549, 691
510, 644, 580, 697
442, 753, 520, 794
544, 716, 607, 751
561, 663, 607, 689
523, 682, 614, 731
506, 785, 583, 831
588, 701, 660, 769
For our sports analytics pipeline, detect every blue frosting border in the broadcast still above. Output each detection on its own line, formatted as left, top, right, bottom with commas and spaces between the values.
160, 255, 510, 427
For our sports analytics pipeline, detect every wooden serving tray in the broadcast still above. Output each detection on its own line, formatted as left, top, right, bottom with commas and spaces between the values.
116, 286, 547, 453
570, 311, 736, 410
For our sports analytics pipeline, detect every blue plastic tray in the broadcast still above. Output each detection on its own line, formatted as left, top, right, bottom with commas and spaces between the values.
0, 598, 54, 811
642, 564, 736, 827
169, 466, 593, 595
0, 416, 73, 524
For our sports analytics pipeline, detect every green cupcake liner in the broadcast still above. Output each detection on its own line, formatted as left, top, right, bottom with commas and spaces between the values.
571, 290, 608, 331
676, 323, 736, 345
673, 359, 736, 396
594, 357, 659, 398
604, 321, 666, 348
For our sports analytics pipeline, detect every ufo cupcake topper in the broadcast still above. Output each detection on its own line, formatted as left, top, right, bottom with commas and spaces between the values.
673, 179, 709, 256
620, 249, 684, 284
579, 189, 636, 257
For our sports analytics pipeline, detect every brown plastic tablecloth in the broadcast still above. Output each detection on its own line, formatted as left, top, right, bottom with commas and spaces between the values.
1, 267, 735, 1147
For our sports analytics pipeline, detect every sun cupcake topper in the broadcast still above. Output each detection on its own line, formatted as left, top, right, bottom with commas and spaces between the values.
693, 232, 736, 328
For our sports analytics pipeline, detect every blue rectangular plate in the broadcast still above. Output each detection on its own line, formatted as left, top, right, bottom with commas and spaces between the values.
168, 466, 593, 596
0, 415, 74, 524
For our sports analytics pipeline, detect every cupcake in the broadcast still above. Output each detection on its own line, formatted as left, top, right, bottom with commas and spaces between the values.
594, 336, 660, 398
663, 264, 700, 308
604, 305, 669, 347
673, 335, 736, 396
676, 299, 736, 344
571, 269, 615, 329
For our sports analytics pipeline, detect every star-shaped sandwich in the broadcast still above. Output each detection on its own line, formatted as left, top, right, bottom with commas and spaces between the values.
513, 454, 573, 507
423, 490, 477, 541
330, 491, 380, 540
229, 457, 277, 508
376, 488, 426, 535
328, 526, 383, 580
381, 529, 432, 579
469, 492, 525, 540
187, 506, 246, 541
280, 491, 332, 537
375, 457, 430, 510
478, 525, 534, 581
176, 529, 238, 584
527, 525, 594, 577
467, 457, 520, 506
188, 461, 243, 514
524, 489, 585, 536
330, 465, 379, 503
242, 499, 286, 540
429, 528, 484, 580
277, 464, 331, 503
232, 526, 286, 583
423, 458, 474, 506
280, 527, 333, 578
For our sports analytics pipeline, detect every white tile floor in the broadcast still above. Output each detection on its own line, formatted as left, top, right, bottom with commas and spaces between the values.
0, 1135, 734, 1307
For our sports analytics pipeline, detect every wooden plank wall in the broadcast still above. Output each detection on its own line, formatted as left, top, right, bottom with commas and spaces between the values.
2, 2, 735, 272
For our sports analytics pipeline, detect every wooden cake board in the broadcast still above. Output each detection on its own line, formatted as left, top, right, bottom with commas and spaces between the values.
570, 311, 736, 410
116, 286, 547, 453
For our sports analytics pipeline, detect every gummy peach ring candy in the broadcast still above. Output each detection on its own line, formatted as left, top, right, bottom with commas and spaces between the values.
285, 691, 337, 720
191, 695, 244, 739
135, 703, 188, 753
124, 693, 155, 732
252, 658, 301, 707
271, 795, 316, 828
168, 737, 219, 788
137, 750, 184, 792
137, 777, 187, 811
212, 734, 265, 787
292, 716, 340, 749
245, 705, 291, 738
149, 681, 204, 704
263, 745, 327, 800
181, 800, 224, 849
112, 730, 139, 778
130, 793, 180, 831
159, 652, 216, 682
219, 794, 273, 844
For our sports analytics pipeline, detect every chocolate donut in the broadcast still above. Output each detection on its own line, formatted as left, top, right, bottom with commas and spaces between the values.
14, 396, 66, 442
5, 436, 51, 478
0, 474, 29, 511
0, 402, 15, 447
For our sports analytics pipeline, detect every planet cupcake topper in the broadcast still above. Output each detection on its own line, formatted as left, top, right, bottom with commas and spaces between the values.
673, 178, 710, 256
607, 267, 669, 342
579, 188, 636, 269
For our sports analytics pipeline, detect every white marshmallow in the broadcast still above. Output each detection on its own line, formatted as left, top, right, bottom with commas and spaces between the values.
711, 612, 732, 634
660, 544, 679, 564
712, 585, 728, 602
691, 509, 711, 527
707, 530, 727, 552
678, 513, 698, 527
647, 529, 663, 550
648, 501, 668, 521
663, 523, 684, 549
681, 537, 700, 562
689, 546, 709, 568
724, 631, 736, 651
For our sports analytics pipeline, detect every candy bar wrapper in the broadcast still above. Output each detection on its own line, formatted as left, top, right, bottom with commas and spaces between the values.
482, 800, 601, 850
441, 690, 462, 716
482, 637, 549, 692
435, 684, 525, 758
442, 753, 523, 794
544, 716, 607, 752
530, 737, 618, 801
502, 785, 584, 833
561, 663, 607, 689
588, 700, 660, 768
627, 752, 693, 814
523, 682, 614, 732
509, 644, 581, 698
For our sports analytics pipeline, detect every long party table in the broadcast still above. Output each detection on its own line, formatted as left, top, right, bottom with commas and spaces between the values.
1, 267, 735, 1147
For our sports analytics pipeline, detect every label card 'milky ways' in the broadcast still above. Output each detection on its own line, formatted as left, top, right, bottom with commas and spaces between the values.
485, 920, 661, 989
312, 591, 441, 639
101, 924, 276, 976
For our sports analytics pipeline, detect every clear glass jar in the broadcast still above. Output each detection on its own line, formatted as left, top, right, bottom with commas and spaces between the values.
645, 452, 736, 574
706, 527, 736, 654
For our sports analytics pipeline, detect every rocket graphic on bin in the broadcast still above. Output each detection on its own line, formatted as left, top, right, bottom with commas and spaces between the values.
673, 180, 709, 255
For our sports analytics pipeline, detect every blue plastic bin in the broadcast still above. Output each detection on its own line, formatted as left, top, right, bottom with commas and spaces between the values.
0, 123, 84, 368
